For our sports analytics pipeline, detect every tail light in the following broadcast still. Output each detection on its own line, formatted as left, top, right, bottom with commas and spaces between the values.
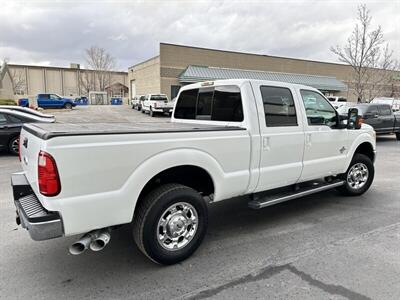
38, 151, 61, 196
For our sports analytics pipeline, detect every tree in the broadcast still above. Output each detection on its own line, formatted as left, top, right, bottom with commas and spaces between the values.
2, 57, 26, 95
10, 68, 26, 95
79, 70, 94, 96
84, 46, 115, 91
330, 4, 397, 102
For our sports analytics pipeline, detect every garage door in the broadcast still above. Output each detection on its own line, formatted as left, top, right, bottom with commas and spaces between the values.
130, 81, 136, 99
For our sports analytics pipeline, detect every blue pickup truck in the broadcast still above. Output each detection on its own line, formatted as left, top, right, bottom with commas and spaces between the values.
37, 94, 76, 109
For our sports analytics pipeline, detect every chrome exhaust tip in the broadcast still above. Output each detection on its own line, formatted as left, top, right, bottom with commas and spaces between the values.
69, 235, 92, 255
89, 230, 111, 252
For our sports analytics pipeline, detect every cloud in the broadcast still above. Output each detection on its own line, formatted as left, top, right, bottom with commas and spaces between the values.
0, 0, 398, 70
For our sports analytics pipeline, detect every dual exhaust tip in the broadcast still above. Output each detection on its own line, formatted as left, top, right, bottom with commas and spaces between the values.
69, 228, 111, 255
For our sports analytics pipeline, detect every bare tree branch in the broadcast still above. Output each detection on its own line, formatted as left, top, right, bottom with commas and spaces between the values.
84, 46, 116, 92
330, 4, 396, 102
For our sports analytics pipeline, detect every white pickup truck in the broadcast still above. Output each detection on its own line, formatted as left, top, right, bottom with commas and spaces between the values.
142, 94, 173, 117
12, 79, 376, 265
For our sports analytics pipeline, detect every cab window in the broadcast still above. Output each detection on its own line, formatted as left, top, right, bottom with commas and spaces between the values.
379, 105, 391, 116
300, 90, 337, 126
260, 86, 297, 127
50, 94, 61, 100
7, 114, 24, 123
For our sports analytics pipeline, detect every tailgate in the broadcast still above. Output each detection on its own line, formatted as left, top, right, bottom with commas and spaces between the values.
19, 126, 45, 196
155, 101, 172, 108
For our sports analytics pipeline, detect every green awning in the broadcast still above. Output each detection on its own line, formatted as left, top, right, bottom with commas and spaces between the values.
179, 65, 347, 91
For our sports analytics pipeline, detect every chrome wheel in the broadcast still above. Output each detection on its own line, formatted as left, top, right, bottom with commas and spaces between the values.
157, 202, 198, 251
347, 163, 369, 190
10, 137, 19, 154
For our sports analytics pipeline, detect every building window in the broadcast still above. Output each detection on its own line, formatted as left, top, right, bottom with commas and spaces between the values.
260, 86, 297, 127
171, 85, 181, 99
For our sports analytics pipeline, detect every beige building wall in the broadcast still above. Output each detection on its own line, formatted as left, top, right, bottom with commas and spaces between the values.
128, 56, 161, 99
46, 69, 62, 95
8, 64, 128, 98
157, 43, 399, 102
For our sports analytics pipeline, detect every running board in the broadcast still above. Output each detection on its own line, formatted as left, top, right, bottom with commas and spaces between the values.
248, 180, 345, 209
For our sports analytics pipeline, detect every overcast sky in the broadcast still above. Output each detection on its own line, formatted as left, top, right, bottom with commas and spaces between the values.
0, 0, 398, 70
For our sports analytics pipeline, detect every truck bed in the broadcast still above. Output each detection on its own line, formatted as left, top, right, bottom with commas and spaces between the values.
23, 122, 245, 140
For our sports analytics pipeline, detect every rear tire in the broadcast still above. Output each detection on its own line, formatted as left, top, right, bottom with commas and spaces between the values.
8, 136, 19, 156
132, 184, 208, 265
64, 103, 72, 109
336, 153, 374, 196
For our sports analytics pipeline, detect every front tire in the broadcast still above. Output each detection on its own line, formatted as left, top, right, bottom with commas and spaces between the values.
337, 153, 374, 196
150, 107, 155, 117
396, 132, 400, 140
132, 184, 208, 265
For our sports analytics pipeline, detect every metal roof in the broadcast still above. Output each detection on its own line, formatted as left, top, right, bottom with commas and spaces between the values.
179, 65, 347, 91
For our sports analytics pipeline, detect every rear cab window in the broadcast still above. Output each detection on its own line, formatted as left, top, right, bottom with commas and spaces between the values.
150, 95, 168, 101
174, 85, 243, 122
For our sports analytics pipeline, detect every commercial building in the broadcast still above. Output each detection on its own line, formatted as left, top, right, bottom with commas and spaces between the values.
128, 43, 399, 101
8, 63, 128, 99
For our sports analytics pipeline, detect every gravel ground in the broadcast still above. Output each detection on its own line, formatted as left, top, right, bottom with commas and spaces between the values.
0, 105, 399, 299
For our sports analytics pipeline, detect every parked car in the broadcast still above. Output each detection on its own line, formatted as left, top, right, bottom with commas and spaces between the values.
0, 105, 55, 119
12, 79, 376, 265
37, 93, 76, 109
327, 96, 347, 109
338, 103, 400, 139
131, 95, 144, 110
142, 94, 173, 117
0, 109, 55, 155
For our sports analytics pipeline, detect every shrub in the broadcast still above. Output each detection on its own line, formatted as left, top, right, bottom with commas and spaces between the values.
0, 99, 17, 105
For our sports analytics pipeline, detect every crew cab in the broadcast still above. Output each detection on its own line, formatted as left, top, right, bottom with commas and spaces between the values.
12, 79, 376, 265
142, 94, 173, 117
37, 93, 76, 109
338, 103, 400, 139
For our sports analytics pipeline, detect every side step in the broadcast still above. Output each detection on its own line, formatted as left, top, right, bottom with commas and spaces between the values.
248, 180, 345, 209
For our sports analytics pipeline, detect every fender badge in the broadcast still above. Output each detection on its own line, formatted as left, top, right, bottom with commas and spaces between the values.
339, 146, 346, 154
23, 138, 28, 148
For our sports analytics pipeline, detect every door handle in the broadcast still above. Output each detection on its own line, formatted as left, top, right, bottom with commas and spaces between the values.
262, 136, 270, 151
306, 133, 312, 146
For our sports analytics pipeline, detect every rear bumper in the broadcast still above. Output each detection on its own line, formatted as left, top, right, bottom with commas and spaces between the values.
11, 173, 63, 241
153, 107, 173, 113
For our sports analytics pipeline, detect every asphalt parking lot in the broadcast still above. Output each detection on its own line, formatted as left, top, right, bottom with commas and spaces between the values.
0, 106, 399, 299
